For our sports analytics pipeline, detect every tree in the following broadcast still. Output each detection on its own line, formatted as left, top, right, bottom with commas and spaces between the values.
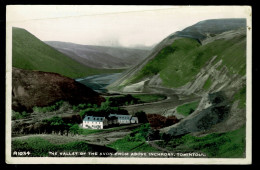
134, 111, 148, 123
45, 116, 66, 134
147, 129, 160, 141
69, 124, 82, 135
100, 100, 111, 110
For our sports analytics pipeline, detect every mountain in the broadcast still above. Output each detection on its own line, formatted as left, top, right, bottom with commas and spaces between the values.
173, 18, 246, 41
45, 41, 149, 69
107, 18, 247, 136
12, 67, 105, 112
108, 18, 246, 92
12, 27, 122, 79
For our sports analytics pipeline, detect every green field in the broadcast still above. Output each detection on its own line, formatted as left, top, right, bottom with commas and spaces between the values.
12, 27, 122, 78
128, 34, 246, 88
107, 124, 160, 152
79, 125, 131, 136
176, 101, 200, 116
107, 138, 160, 152
11, 137, 109, 157
157, 125, 246, 158
203, 77, 212, 90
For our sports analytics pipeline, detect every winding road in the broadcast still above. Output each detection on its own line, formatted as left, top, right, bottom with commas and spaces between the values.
118, 86, 201, 115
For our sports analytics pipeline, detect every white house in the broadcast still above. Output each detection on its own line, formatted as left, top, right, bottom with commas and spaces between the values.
82, 114, 139, 129
82, 116, 107, 129
130, 116, 139, 124
109, 114, 138, 124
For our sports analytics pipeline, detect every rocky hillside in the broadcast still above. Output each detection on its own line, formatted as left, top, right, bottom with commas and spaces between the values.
108, 19, 246, 94
12, 67, 104, 112
107, 18, 247, 135
45, 41, 149, 69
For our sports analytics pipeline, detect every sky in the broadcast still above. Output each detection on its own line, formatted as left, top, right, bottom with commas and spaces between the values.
6, 5, 250, 48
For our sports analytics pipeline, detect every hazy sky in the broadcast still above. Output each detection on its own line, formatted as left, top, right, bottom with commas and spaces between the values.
7, 5, 250, 48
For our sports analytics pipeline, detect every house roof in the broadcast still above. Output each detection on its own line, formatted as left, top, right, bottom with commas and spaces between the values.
83, 116, 105, 122
118, 115, 132, 120
107, 116, 118, 120
109, 114, 132, 120
83, 114, 137, 122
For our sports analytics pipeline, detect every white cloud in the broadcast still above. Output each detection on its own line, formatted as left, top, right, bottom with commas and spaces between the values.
6, 5, 250, 47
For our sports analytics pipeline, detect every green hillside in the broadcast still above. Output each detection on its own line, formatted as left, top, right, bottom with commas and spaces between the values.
12, 27, 122, 78
156, 125, 245, 158
129, 32, 246, 88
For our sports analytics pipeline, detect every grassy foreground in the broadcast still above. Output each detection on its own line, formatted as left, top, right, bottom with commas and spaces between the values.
107, 124, 160, 152
12, 137, 94, 157
157, 125, 246, 158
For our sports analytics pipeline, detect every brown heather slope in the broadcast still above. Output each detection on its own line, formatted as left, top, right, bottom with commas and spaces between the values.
12, 67, 105, 112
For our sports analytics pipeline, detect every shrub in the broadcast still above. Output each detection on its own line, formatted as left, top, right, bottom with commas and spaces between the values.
108, 94, 140, 107
129, 123, 151, 141
147, 114, 179, 129
69, 124, 83, 135
42, 116, 68, 134
33, 100, 64, 113
72, 103, 91, 111
100, 100, 111, 110
12, 110, 29, 120
79, 105, 128, 119
134, 111, 148, 123
147, 129, 160, 141
44, 116, 64, 126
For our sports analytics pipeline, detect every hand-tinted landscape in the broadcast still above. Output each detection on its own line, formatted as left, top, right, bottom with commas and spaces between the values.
11, 14, 247, 159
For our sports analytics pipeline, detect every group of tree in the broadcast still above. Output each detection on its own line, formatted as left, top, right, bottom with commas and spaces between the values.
77, 100, 129, 118
14, 115, 83, 136
40, 116, 83, 136
133, 111, 149, 123
146, 114, 180, 129
107, 94, 141, 107
16, 99, 159, 136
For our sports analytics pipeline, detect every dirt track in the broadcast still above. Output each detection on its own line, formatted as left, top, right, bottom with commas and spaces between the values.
12, 124, 141, 146
122, 93, 201, 115
82, 124, 141, 145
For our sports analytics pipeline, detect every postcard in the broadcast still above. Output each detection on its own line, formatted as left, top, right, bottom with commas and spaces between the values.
6, 5, 252, 164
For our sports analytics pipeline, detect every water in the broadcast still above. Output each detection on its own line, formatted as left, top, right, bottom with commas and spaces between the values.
75, 73, 122, 93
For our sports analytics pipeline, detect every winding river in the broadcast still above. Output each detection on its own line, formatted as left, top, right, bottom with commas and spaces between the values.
75, 73, 122, 93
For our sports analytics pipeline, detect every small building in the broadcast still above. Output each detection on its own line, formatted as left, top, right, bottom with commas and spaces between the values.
82, 114, 139, 129
109, 114, 138, 124
130, 116, 139, 124
82, 116, 107, 129
107, 116, 119, 125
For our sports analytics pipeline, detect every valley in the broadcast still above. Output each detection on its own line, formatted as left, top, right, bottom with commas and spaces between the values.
10, 18, 247, 158
45, 41, 149, 69
75, 73, 123, 93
